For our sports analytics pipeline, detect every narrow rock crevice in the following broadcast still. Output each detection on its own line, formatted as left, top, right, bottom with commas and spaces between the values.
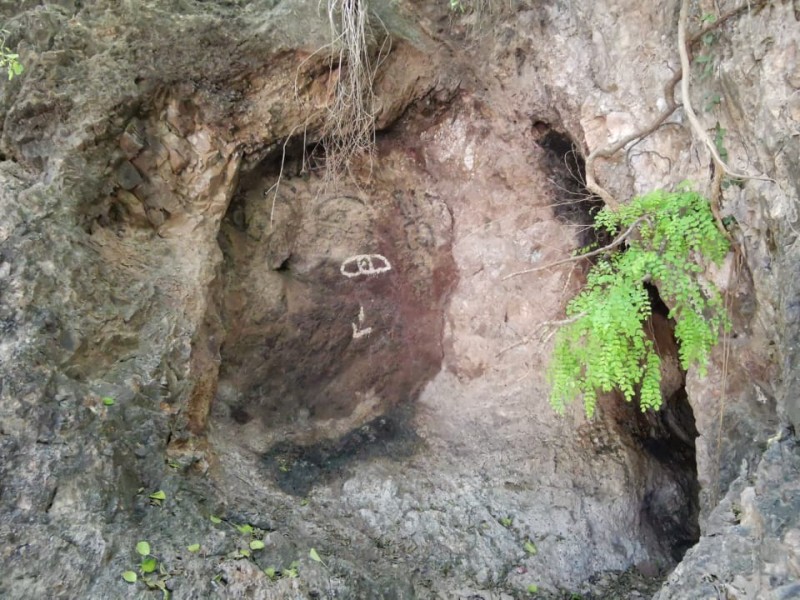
603, 285, 701, 565
534, 125, 605, 248
536, 123, 702, 564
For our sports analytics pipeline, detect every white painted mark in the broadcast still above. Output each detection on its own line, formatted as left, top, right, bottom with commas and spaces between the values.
340, 254, 392, 278
351, 304, 373, 339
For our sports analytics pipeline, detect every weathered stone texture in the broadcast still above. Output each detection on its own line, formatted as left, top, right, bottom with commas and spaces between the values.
0, 0, 798, 598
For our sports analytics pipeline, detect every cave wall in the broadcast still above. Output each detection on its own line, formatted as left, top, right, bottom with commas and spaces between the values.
0, 0, 798, 598
471, 0, 799, 595
439, 0, 792, 527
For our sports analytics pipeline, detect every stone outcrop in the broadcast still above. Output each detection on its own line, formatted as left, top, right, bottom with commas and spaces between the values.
0, 0, 798, 598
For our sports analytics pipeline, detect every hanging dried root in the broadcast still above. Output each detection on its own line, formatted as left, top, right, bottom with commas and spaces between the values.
322, 0, 389, 181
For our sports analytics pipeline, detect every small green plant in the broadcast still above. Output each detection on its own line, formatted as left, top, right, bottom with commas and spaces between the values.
704, 93, 721, 112
102, 396, 115, 406
694, 53, 714, 80
713, 122, 729, 162
0, 30, 23, 80
284, 561, 300, 578
499, 516, 513, 528
263, 561, 300, 582
309, 547, 327, 568
149, 490, 166, 506
694, 17, 719, 81
235, 523, 253, 535
713, 124, 745, 189
221, 521, 268, 565
523, 540, 537, 555
549, 186, 730, 417
122, 570, 138, 583
527, 584, 539, 594
122, 541, 170, 598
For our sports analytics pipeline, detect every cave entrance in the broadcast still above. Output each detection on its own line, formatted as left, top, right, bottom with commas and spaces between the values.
533, 124, 606, 248
535, 124, 701, 564
208, 145, 457, 493
598, 284, 701, 564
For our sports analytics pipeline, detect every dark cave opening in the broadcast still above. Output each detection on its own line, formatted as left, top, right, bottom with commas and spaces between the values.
533, 125, 606, 248
532, 123, 702, 564
603, 283, 701, 564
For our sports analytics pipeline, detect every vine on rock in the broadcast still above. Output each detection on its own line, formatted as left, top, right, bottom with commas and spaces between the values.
549, 186, 730, 418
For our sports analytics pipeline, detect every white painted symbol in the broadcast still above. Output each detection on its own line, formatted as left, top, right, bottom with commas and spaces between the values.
351, 304, 373, 339
340, 254, 392, 278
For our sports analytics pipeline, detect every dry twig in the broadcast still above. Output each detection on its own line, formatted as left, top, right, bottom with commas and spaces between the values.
502, 216, 646, 280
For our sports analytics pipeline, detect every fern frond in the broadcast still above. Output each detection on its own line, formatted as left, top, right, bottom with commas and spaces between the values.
548, 187, 730, 417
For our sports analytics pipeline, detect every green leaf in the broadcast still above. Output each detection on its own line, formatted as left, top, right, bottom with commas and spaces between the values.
187, 543, 201, 552
149, 490, 166, 501
527, 584, 539, 593
548, 187, 729, 418
264, 566, 277, 580
250, 540, 265, 550
236, 523, 253, 534
141, 557, 158, 573
209, 515, 222, 524
136, 541, 151, 556
309, 548, 322, 563
102, 396, 115, 406
122, 571, 138, 583
523, 540, 537, 555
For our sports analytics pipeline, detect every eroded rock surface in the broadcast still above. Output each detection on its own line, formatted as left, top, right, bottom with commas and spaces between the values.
0, 0, 798, 599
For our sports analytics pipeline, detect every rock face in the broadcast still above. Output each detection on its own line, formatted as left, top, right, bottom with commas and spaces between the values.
0, 0, 798, 599
654, 434, 800, 600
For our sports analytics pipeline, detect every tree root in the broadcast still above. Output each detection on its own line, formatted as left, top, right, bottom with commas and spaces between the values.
677, 0, 775, 184
585, 0, 772, 211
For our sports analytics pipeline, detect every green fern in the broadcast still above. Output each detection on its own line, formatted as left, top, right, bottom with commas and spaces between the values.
549, 186, 730, 418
